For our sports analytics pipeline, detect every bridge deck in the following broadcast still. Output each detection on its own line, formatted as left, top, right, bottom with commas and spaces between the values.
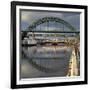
21, 31, 80, 33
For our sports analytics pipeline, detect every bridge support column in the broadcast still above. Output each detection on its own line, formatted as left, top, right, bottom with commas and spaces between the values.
67, 48, 79, 76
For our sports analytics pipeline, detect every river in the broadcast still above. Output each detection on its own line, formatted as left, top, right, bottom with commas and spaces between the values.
20, 45, 75, 78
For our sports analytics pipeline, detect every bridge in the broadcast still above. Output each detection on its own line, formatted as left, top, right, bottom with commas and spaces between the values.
21, 17, 80, 77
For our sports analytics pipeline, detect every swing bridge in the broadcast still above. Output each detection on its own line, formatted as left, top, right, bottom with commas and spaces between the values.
21, 17, 80, 77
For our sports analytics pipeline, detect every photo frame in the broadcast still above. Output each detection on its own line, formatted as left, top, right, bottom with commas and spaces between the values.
11, 1, 88, 89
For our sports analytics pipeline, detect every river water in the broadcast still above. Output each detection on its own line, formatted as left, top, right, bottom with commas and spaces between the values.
20, 45, 73, 78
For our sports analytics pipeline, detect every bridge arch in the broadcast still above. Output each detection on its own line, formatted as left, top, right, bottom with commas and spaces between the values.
28, 16, 76, 31
22, 17, 80, 73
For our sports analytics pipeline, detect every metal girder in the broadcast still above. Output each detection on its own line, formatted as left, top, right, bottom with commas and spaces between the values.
28, 17, 76, 31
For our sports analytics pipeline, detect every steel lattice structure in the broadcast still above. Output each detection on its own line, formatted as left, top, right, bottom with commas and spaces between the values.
28, 16, 76, 31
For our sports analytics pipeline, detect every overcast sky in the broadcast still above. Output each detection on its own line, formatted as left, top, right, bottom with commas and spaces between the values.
21, 10, 80, 31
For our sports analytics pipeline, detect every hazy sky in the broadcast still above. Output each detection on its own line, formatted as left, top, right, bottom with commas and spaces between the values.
21, 10, 80, 31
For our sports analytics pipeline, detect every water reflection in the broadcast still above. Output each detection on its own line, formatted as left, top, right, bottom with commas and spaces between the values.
21, 45, 74, 78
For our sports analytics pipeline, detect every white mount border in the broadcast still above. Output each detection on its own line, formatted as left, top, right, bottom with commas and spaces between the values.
16, 5, 85, 85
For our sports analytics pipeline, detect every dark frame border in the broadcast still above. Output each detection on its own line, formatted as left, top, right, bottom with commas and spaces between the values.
11, 1, 88, 89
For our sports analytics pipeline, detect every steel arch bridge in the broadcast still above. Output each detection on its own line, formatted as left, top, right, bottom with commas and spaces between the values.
22, 16, 80, 43
28, 16, 76, 31
21, 17, 80, 75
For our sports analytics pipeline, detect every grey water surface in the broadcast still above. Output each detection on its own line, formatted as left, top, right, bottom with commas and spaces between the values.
20, 46, 72, 78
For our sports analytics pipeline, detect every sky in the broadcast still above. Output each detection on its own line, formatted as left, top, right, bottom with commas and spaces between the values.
21, 10, 80, 31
